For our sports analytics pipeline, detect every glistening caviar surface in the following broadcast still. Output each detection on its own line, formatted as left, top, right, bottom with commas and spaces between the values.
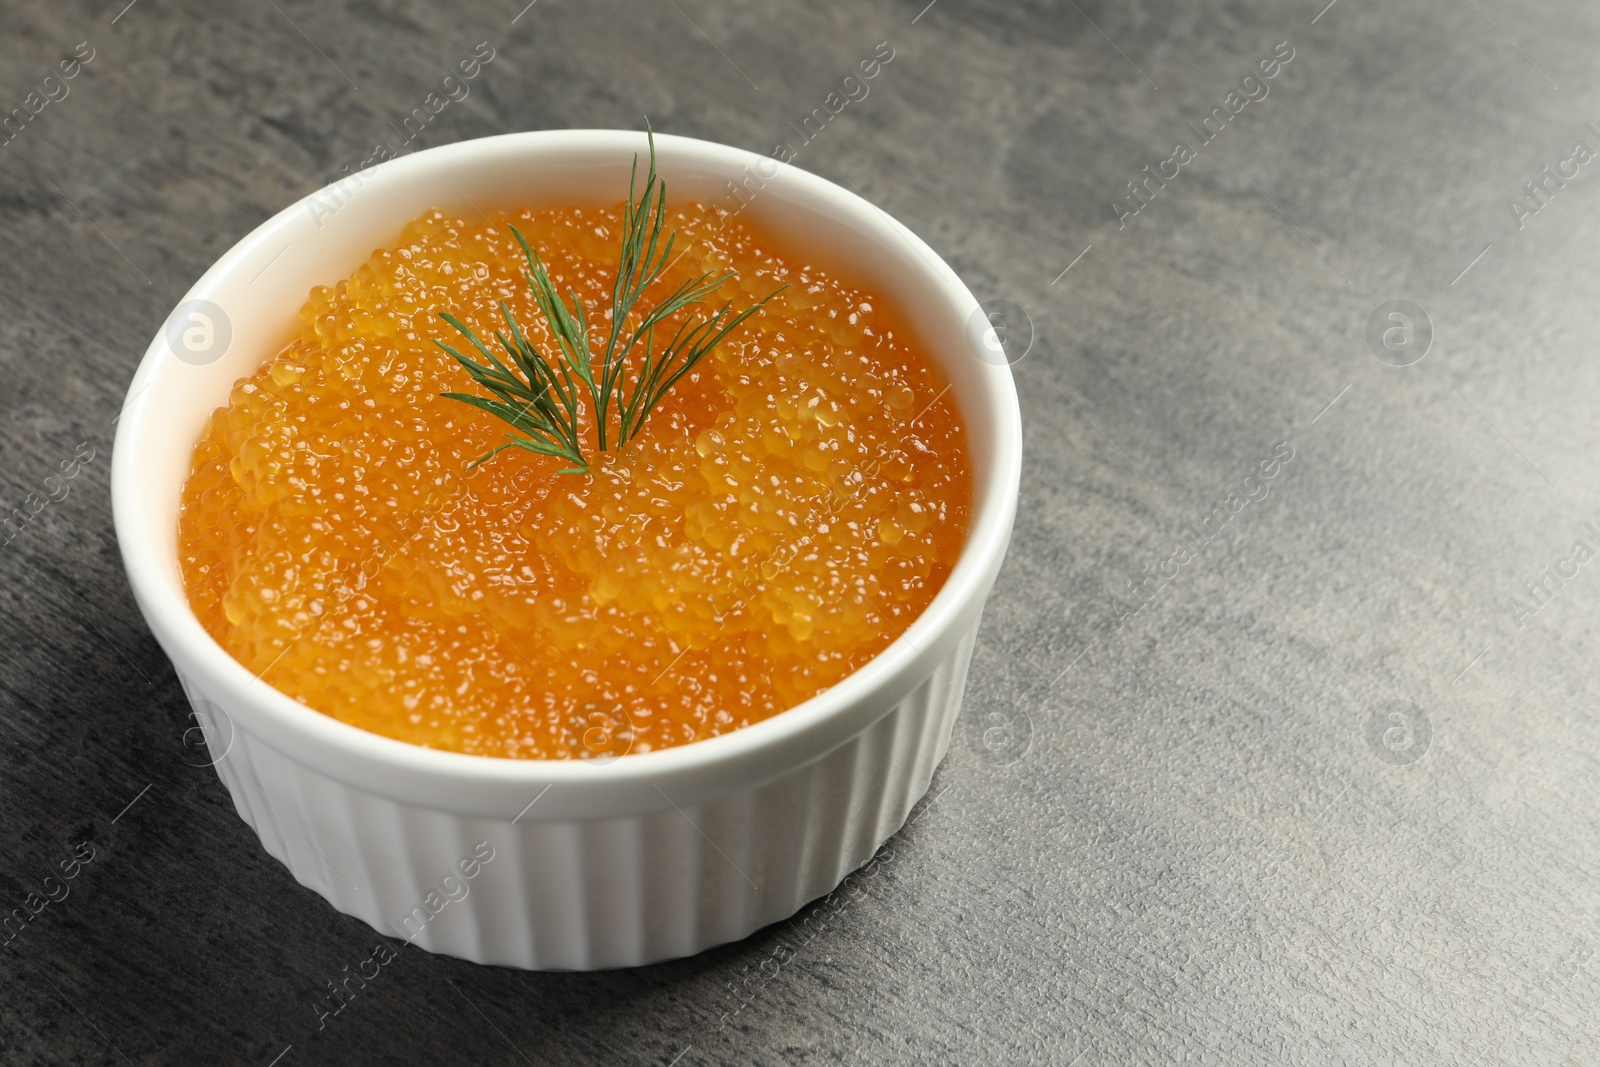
178, 200, 970, 758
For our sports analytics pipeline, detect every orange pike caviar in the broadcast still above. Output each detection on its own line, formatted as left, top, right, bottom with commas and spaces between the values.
178, 201, 970, 758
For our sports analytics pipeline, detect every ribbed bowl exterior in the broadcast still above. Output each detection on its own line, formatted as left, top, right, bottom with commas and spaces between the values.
180, 624, 976, 969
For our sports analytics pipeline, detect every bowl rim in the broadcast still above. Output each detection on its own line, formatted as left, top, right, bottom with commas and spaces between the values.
112, 129, 1022, 814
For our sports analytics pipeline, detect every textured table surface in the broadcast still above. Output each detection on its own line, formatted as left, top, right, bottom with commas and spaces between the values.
4, 0, 1600, 1063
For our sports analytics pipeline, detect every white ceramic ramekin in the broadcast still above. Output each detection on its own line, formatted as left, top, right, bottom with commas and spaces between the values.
113, 130, 1021, 969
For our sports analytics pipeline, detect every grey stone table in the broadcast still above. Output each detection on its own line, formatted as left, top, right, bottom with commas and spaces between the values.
3, 0, 1598, 1063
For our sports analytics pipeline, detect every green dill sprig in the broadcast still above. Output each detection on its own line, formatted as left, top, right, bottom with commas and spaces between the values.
436, 125, 783, 474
